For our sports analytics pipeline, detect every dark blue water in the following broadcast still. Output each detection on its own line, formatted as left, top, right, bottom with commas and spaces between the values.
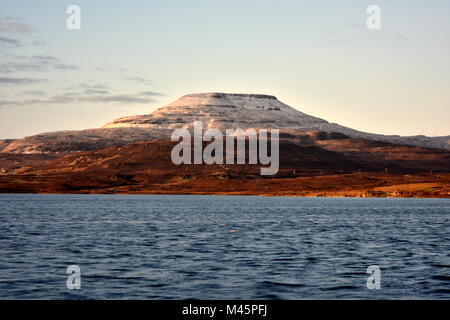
0, 194, 449, 299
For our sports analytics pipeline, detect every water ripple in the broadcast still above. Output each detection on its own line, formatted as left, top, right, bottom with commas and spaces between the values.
0, 194, 449, 299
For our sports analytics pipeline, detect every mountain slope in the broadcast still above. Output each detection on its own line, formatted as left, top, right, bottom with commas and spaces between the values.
1, 137, 449, 196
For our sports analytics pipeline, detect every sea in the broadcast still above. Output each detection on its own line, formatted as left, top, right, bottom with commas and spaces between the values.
0, 194, 449, 299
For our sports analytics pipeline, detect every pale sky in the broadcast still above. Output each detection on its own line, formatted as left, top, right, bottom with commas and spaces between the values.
1, 0, 449, 139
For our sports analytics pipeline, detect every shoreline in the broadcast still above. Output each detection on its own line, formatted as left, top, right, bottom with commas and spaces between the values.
1, 190, 448, 198
1, 172, 449, 198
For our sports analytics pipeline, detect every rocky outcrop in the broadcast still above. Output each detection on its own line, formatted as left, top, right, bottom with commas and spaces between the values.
0, 139, 16, 152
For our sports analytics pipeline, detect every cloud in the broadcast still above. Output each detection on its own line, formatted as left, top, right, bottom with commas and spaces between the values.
84, 89, 110, 95
0, 76, 47, 85
0, 55, 80, 73
0, 36, 21, 47
20, 90, 46, 97
82, 95, 156, 104
0, 100, 21, 106
0, 19, 79, 75
0, 61, 47, 73
138, 91, 165, 97
94, 66, 108, 72
54, 63, 79, 70
31, 55, 60, 62
75, 82, 110, 90
0, 92, 160, 106
0, 17, 35, 33
124, 77, 152, 84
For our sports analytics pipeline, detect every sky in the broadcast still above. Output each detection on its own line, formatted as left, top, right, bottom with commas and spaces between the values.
0, 0, 449, 139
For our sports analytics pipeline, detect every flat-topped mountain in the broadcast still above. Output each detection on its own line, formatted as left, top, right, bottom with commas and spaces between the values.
1, 93, 449, 154
103, 93, 328, 130
103, 92, 449, 150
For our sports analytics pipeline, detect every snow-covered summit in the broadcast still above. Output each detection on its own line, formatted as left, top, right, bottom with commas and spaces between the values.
103, 92, 328, 130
